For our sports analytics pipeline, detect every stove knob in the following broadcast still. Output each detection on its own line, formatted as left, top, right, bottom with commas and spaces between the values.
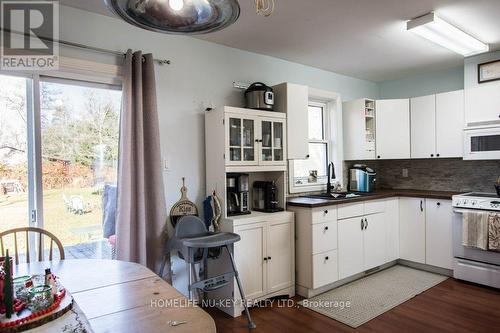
463, 199, 469, 205
471, 200, 476, 206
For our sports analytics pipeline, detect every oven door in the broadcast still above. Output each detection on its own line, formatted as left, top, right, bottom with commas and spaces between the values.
463, 127, 500, 160
452, 208, 500, 265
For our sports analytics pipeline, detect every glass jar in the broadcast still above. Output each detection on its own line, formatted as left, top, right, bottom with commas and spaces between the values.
13, 275, 32, 302
29, 286, 54, 312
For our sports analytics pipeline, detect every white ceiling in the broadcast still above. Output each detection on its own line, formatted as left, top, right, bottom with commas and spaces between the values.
60, 0, 500, 82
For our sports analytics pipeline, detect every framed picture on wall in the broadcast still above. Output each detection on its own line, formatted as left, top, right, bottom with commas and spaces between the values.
478, 59, 500, 83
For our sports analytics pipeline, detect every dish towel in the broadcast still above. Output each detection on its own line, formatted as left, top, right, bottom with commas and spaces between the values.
488, 213, 500, 251
462, 211, 489, 250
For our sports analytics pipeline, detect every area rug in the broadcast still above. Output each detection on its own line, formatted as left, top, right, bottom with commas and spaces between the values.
300, 265, 448, 328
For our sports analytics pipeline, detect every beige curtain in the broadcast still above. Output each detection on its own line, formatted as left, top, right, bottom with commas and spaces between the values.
116, 50, 167, 271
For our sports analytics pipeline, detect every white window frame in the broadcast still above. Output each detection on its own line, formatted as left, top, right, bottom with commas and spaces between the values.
288, 88, 343, 194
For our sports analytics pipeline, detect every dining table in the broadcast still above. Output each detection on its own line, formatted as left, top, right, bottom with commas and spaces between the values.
14, 259, 216, 333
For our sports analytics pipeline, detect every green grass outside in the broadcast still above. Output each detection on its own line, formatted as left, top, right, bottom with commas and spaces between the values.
0, 187, 104, 254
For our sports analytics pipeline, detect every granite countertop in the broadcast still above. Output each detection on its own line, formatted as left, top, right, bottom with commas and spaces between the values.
286, 189, 461, 208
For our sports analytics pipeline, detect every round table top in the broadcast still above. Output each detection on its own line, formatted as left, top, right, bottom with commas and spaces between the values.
14, 259, 216, 333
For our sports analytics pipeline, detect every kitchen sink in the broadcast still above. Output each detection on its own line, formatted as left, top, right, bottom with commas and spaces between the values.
301, 192, 377, 200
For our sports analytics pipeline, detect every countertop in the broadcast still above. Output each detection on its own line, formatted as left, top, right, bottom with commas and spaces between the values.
286, 189, 461, 208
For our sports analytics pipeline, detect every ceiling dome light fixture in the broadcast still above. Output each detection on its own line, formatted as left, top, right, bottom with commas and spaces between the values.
104, 0, 241, 35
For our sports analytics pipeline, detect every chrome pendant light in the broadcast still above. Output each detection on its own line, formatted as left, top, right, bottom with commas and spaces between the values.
104, 0, 241, 35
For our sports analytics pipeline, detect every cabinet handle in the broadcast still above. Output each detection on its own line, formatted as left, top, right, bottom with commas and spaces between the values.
263, 257, 268, 261
361, 218, 364, 230
420, 200, 423, 212
267, 256, 271, 260
324, 226, 329, 231
324, 210, 328, 214
365, 218, 368, 229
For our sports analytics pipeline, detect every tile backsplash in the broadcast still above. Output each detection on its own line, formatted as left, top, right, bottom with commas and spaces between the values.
344, 158, 500, 193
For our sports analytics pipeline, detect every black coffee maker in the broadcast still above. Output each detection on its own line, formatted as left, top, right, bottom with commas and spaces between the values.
227, 173, 251, 216
253, 181, 284, 213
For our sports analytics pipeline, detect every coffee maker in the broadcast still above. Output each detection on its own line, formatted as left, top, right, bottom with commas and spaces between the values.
253, 181, 284, 213
226, 173, 250, 216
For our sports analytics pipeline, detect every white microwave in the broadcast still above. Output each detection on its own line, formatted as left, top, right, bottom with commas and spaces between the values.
464, 126, 500, 160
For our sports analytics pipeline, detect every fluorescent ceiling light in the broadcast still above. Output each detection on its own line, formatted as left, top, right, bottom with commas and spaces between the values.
407, 13, 489, 57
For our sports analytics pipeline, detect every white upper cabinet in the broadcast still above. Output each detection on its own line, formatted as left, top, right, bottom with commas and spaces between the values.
375, 99, 411, 159
436, 90, 464, 158
411, 95, 437, 159
273, 83, 309, 159
465, 82, 500, 126
343, 99, 376, 160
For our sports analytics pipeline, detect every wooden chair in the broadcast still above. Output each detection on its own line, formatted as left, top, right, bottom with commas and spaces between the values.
0, 227, 65, 264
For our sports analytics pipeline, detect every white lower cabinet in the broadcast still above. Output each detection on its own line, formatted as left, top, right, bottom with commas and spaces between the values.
234, 217, 295, 298
212, 211, 294, 317
363, 212, 387, 270
312, 250, 338, 288
338, 212, 387, 279
399, 197, 426, 264
338, 216, 365, 279
234, 222, 267, 299
425, 199, 453, 269
385, 198, 400, 261
267, 220, 295, 292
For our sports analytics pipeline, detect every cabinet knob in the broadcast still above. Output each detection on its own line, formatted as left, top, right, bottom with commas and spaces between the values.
267, 256, 271, 260
324, 210, 328, 214
377, 155, 381, 159
306, 154, 310, 158
431, 154, 434, 157
263, 257, 268, 261
436, 153, 440, 157
437, 202, 441, 206
324, 226, 329, 231
325, 256, 329, 261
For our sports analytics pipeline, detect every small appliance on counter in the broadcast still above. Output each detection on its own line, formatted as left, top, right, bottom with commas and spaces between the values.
227, 173, 250, 216
244, 82, 274, 111
348, 164, 376, 193
253, 181, 284, 213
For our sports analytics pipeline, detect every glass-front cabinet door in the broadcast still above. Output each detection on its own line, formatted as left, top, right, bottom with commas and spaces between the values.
226, 114, 258, 165
259, 117, 286, 165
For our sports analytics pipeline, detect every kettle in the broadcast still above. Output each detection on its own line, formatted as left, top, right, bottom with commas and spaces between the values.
245, 82, 274, 111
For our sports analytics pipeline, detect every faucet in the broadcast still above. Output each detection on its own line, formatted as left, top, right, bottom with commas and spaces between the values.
326, 162, 336, 194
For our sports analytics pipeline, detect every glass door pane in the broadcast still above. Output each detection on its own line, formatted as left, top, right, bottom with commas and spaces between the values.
261, 121, 273, 161
0, 74, 31, 259
39, 79, 122, 259
229, 117, 242, 162
273, 122, 283, 161
242, 118, 255, 162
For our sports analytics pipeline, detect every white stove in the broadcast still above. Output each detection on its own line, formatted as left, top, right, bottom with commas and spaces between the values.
452, 192, 500, 289
452, 192, 500, 211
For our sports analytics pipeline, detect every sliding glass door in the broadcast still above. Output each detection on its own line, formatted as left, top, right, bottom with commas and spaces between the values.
0, 73, 122, 260
0, 74, 33, 259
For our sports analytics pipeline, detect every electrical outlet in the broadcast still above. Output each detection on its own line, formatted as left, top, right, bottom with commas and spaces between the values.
402, 168, 408, 178
163, 158, 169, 171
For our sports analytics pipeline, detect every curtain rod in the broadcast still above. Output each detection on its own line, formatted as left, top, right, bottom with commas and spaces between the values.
1, 28, 171, 65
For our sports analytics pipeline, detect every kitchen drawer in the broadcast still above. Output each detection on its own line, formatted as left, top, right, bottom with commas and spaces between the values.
364, 200, 386, 215
313, 250, 338, 288
338, 202, 364, 220
312, 221, 338, 254
311, 206, 337, 224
